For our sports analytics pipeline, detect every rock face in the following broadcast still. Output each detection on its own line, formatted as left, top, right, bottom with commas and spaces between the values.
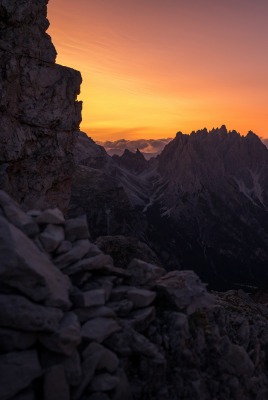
1, 190, 268, 400
84, 127, 268, 291
0, 0, 82, 210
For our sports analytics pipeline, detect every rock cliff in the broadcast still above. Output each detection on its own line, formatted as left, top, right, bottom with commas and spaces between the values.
0, 0, 82, 210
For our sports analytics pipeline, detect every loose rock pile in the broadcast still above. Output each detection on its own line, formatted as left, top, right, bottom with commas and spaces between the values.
1, 190, 268, 400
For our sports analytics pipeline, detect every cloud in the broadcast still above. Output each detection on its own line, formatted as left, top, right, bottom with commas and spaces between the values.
97, 138, 173, 158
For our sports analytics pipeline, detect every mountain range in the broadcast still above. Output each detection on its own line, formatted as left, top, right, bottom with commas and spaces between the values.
69, 126, 268, 291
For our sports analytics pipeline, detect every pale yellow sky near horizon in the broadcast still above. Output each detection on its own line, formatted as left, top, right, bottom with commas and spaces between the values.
48, 0, 268, 141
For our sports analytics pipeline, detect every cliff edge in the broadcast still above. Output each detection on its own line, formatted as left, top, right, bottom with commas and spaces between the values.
0, 0, 82, 210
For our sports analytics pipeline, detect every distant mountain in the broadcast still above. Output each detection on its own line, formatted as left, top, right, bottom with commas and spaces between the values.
97, 138, 172, 159
262, 138, 268, 148
70, 127, 268, 290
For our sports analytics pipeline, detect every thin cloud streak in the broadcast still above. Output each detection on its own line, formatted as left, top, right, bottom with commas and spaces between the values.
48, 0, 268, 140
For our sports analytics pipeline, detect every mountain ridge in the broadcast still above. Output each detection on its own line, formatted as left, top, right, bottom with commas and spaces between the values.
73, 127, 268, 290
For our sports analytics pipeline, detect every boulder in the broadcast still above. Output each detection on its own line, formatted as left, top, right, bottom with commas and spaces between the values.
82, 342, 119, 373
36, 209, 65, 225
0, 295, 63, 332
65, 215, 90, 242
39, 224, 65, 252
111, 369, 133, 400
0, 191, 39, 237
90, 373, 119, 392
126, 259, 165, 287
82, 317, 121, 343
110, 286, 130, 301
43, 364, 70, 400
74, 306, 117, 324
124, 307, 156, 332
0, 216, 71, 309
72, 346, 104, 400
155, 270, 215, 314
0, 350, 42, 400
107, 300, 134, 318
127, 288, 156, 308
63, 254, 113, 276
63, 351, 82, 387
54, 239, 91, 269
105, 327, 163, 360
0, 327, 36, 352
71, 289, 106, 308
39, 312, 81, 355
55, 240, 72, 255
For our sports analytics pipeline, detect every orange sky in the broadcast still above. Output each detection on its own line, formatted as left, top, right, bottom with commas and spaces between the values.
48, 0, 268, 141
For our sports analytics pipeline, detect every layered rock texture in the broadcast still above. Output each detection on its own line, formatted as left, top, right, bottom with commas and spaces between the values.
2, 190, 268, 400
0, 0, 82, 210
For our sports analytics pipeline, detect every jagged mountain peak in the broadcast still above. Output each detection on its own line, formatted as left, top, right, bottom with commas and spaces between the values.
112, 146, 148, 174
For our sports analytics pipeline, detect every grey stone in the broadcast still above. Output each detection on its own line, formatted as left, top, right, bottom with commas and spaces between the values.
54, 240, 91, 269
108, 300, 134, 317
82, 342, 119, 373
221, 343, 254, 377
0, 191, 39, 237
43, 365, 70, 400
90, 373, 119, 392
72, 346, 103, 400
111, 369, 133, 400
105, 327, 162, 359
155, 270, 215, 314
0, 295, 63, 332
36, 208, 65, 225
82, 279, 113, 301
63, 254, 113, 275
27, 210, 42, 218
0, 327, 36, 352
39, 312, 81, 355
127, 288, 156, 308
97, 348, 119, 373
64, 351, 82, 387
127, 258, 165, 287
0, 216, 71, 309
74, 306, 117, 323
0, 350, 42, 400
86, 243, 103, 257
71, 289, 106, 308
55, 240, 72, 255
65, 215, 90, 242
82, 317, 121, 343
124, 307, 156, 332
39, 224, 65, 252
110, 286, 130, 301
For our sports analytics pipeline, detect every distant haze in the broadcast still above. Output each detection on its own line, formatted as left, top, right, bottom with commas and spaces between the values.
48, 0, 268, 140
98, 138, 172, 159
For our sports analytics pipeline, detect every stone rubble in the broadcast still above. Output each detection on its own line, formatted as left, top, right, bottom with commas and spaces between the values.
1, 191, 268, 400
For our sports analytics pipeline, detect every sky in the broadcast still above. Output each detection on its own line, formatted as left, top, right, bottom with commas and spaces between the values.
48, 0, 268, 141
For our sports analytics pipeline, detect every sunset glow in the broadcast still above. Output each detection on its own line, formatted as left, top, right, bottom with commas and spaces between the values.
48, 0, 268, 141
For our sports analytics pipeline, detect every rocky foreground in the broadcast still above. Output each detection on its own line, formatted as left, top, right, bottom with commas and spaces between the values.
1, 190, 268, 400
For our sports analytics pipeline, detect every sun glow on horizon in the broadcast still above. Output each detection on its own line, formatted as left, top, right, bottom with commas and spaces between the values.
48, 0, 268, 141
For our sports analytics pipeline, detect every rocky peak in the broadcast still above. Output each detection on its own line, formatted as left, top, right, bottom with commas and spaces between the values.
112, 148, 148, 174
0, 0, 82, 211
158, 126, 268, 195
